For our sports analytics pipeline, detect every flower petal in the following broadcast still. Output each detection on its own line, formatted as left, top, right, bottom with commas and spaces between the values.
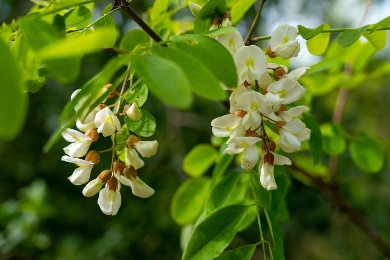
129, 176, 155, 198
69, 165, 93, 185
125, 147, 145, 170
61, 155, 94, 166
241, 144, 259, 170
98, 187, 121, 216
83, 178, 104, 197
272, 152, 292, 165
259, 162, 277, 190
135, 141, 158, 158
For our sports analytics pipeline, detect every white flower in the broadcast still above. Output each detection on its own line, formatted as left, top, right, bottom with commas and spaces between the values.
229, 84, 251, 114
211, 114, 243, 137
281, 67, 309, 80
270, 23, 300, 59
94, 107, 121, 137
259, 72, 273, 90
242, 110, 262, 129
76, 120, 95, 132
119, 174, 155, 198
236, 91, 273, 117
265, 78, 306, 107
62, 128, 93, 158
276, 105, 310, 121
83, 178, 104, 197
225, 137, 261, 170
126, 102, 140, 121
61, 156, 94, 185
71, 89, 102, 124
134, 141, 158, 158
218, 31, 244, 56
98, 185, 121, 216
279, 119, 311, 153
125, 146, 145, 170
259, 151, 291, 190
234, 46, 268, 85
267, 63, 288, 73
188, 1, 202, 16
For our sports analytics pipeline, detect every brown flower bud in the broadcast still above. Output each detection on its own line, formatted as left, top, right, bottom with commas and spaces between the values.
107, 176, 118, 191
104, 83, 116, 99
211, 16, 221, 26
99, 104, 107, 109
98, 170, 112, 183
103, 83, 112, 90
267, 46, 276, 58
113, 161, 125, 174
127, 135, 140, 148
123, 104, 130, 115
85, 150, 100, 164
261, 141, 276, 152
246, 130, 259, 137
274, 104, 287, 116
85, 128, 99, 142
124, 165, 137, 179
244, 81, 251, 87
234, 110, 247, 118
222, 11, 231, 21
274, 121, 286, 135
273, 67, 287, 81
264, 152, 274, 165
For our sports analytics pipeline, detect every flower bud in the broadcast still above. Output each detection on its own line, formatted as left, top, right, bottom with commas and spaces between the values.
126, 102, 140, 121
234, 110, 247, 118
113, 161, 125, 175
104, 84, 115, 99
244, 81, 251, 87
124, 165, 137, 179
274, 104, 287, 116
273, 67, 287, 81
123, 104, 130, 115
221, 12, 231, 27
85, 150, 100, 164
245, 130, 259, 137
210, 17, 221, 31
85, 127, 99, 142
99, 104, 107, 109
274, 121, 286, 135
127, 135, 140, 148
107, 176, 118, 191
264, 152, 275, 165
98, 170, 112, 183
262, 141, 276, 152
266, 46, 276, 58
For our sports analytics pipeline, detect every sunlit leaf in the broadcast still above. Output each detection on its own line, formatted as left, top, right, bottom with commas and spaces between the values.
337, 24, 370, 48
298, 24, 324, 40
120, 29, 150, 52
125, 109, 156, 137
124, 82, 148, 107
183, 144, 219, 178
194, 0, 227, 34
370, 16, 390, 34
306, 24, 330, 56
64, 6, 92, 31
230, 0, 257, 26
363, 29, 387, 51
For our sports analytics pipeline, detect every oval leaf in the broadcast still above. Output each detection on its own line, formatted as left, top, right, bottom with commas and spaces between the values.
298, 24, 324, 40
306, 24, 330, 56
183, 144, 219, 178
124, 109, 156, 137
349, 135, 385, 173
64, 6, 92, 31
337, 24, 370, 48
302, 112, 322, 165
214, 244, 257, 260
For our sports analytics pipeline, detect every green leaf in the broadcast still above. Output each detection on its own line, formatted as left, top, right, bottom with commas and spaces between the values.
64, 6, 92, 31
270, 173, 288, 217
93, 15, 116, 48
363, 29, 387, 51
194, 0, 227, 34
212, 153, 234, 184
39, 0, 100, 16
21, 19, 61, 51
153, 46, 227, 101
170, 177, 211, 225
100, 4, 112, 16
182, 205, 248, 260
337, 24, 370, 48
45, 58, 81, 84
349, 135, 385, 173
306, 24, 330, 56
238, 205, 257, 232
200, 27, 236, 36
264, 209, 284, 257
120, 29, 150, 52
171, 35, 237, 89
250, 171, 271, 210
0, 38, 27, 140
270, 246, 285, 260
150, 0, 171, 22
113, 124, 130, 151
302, 113, 322, 165
130, 52, 193, 110
183, 144, 219, 178
124, 82, 148, 107
213, 244, 257, 260
230, 0, 257, 26
298, 24, 324, 40
205, 172, 241, 211
370, 16, 390, 34
124, 109, 156, 137
321, 123, 346, 156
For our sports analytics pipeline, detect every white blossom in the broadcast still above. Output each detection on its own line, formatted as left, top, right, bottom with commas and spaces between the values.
61, 156, 94, 185
225, 137, 262, 170
229, 84, 251, 114
234, 46, 268, 85
98, 185, 121, 216
218, 31, 244, 56
276, 105, 310, 121
94, 107, 121, 137
265, 78, 306, 107
279, 119, 311, 153
62, 128, 93, 158
76, 120, 95, 132
270, 23, 300, 59
259, 151, 291, 190
126, 102, 140, 121
119, 174, 155, 198
83, 178, 104, 197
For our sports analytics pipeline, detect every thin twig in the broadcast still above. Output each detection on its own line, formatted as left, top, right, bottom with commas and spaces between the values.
116, 63, 132, 116
244, 0, 267, 45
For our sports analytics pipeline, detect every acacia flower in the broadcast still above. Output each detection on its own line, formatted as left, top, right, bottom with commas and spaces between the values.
269, 23, 300, 60
236, 91, 273, 119
62, 128, 93, 158
234, 46, 268, 85
225, 136, 262, 170
265, 78, 306, 109
125, 136, 158, 170
83, 170, 112, 197
94, 107, 121, 137
275, 119, 311, 153
259, 151, 291, 190
274, 105, 310, 121
61, 156, 95, 185
218, 31, 245, 56
125, 102, 140, 121
229, 84, 251, 114
98, 175, 121, 216
71, 89, 103, 124
119, 166, 155, 198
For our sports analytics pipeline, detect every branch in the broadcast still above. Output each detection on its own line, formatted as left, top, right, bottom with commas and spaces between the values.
291, 164, 390, 258
244, 0, 267, 45
121, 5, 163, 43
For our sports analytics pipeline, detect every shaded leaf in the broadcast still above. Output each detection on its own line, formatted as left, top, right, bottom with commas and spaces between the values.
370, 16, 390, 34
298, 24, 324, 40
214, 244, 256, 260
250, 171, 271, 210
194, 0, 226, 34
183, 144, 219, 178
349, 135, 385, 173
125, 109, 156, 137
337, 25, 370, 48
302, 113, 322, 165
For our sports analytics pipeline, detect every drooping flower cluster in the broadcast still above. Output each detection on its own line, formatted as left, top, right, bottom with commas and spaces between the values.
211, 21, 310, 190
61, 84, 157, 216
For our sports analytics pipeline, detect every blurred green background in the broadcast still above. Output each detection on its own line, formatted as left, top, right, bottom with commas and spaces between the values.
1, 0, 390, 259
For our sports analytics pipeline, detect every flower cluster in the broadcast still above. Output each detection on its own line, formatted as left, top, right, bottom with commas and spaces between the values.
61, 85, 157, 216
211, 21, 311, 190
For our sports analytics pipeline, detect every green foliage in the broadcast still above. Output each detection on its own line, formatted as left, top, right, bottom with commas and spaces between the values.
250, 172, 271, 210
194, 0, 227, 34
63, 6, 92, 31
100, 3, 113, 15
303, 113, 323, 165
213, 244, 257, 260
321, 123, 347, 156
113, 124, 131, 151
120, 29, 150, 52
306, 24, 330, 56
370, 16, 390, 34
337, 25, 370, 48
150, 0, 171, 22
230, 0, 257, 26
363, 29, 387, 51
264, 209, 284, 257
349, 135, 385, 173
125, 109, 156, 137
0, 38, 27, 140
212, 153, 234, 183
171, 35, 237, 89
298, 24, 324, 40
182, 205, 248, 260
124, 82, 148, 107
183, 144, 219, 178
270, 173, 289, 217
200, 27, 236, 36
170, 177, 211, 225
